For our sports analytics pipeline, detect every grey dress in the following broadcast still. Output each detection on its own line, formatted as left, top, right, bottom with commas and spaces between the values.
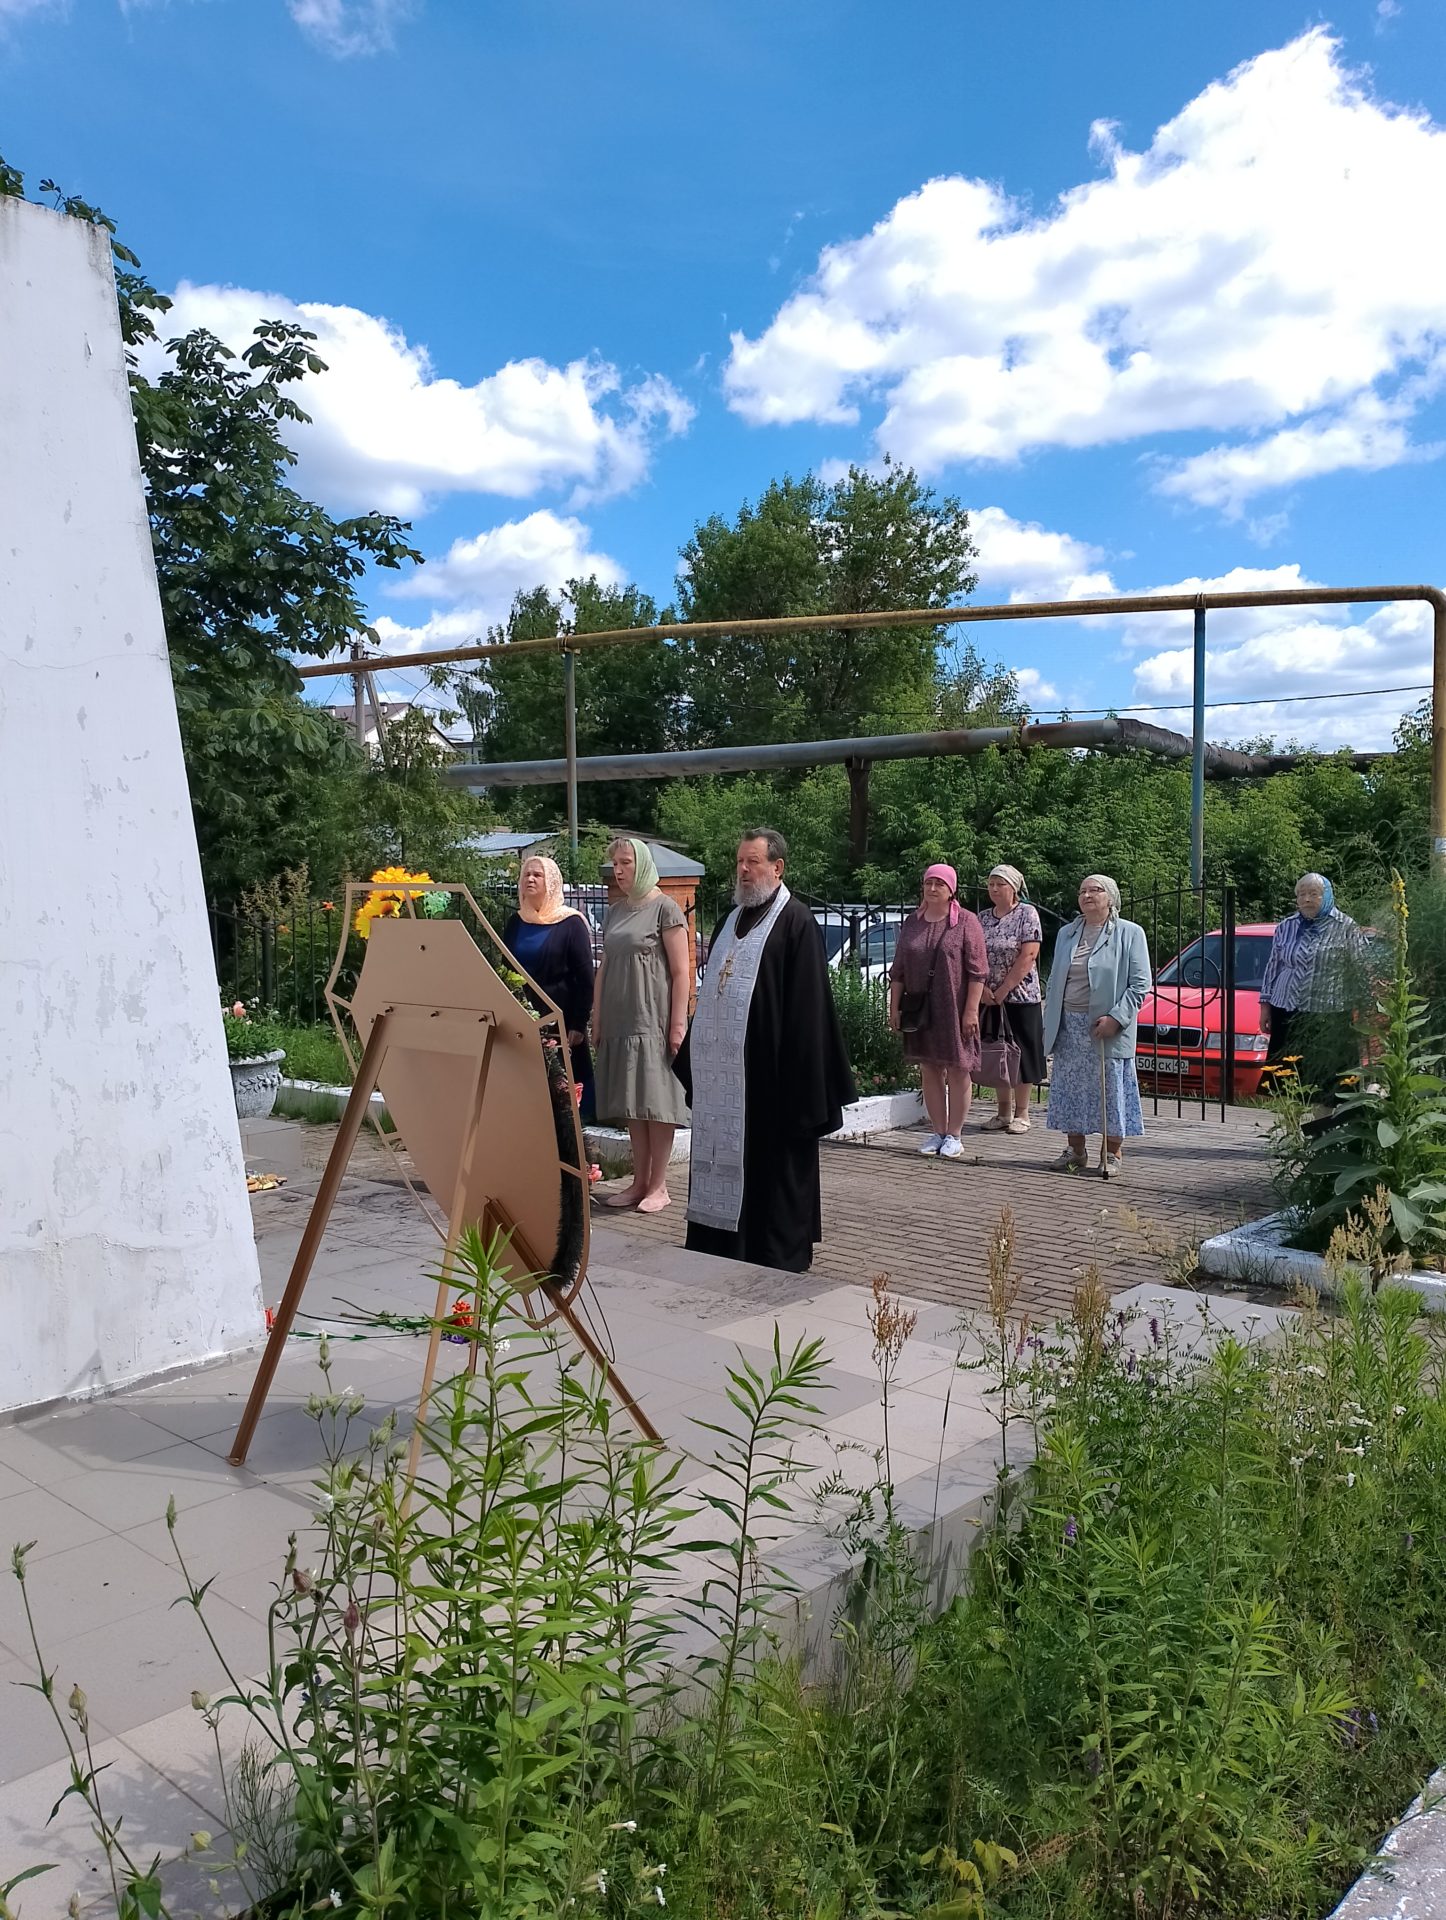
594, 893, 690, 1125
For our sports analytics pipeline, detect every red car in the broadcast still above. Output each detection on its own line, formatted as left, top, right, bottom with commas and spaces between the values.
1135, 924, 1277, 1099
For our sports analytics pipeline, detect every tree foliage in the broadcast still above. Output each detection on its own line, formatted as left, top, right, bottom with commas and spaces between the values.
462, 577, 685, 832
677, 459, 978, 744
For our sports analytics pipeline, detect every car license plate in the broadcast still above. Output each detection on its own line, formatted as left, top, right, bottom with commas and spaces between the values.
1142, 1056, 1188, 1073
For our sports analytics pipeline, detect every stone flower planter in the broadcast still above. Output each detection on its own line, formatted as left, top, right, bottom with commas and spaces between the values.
1199, 1209, 1446, 1312
229, 1048, 287, 1120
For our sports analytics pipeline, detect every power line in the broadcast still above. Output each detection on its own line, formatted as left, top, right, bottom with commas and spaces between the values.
1032, 683, 1431, 718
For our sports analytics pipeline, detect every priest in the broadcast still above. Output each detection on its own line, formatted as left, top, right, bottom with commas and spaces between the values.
673, 828, 856, 1273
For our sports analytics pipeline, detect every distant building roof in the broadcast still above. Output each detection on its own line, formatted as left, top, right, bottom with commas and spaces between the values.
604, 837, 706, 880
463, 830, 554, 856
463, 829, 706, 880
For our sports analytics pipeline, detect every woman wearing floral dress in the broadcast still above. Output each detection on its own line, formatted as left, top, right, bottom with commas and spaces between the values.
592, 838, 691, 1212
977, 863, 1044, 1136
1040, 874, 1152, 1177
887, 862, 988, 1160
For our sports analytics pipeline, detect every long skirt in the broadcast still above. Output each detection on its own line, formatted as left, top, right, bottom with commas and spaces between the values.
1046, 1012, 1145, 1138
1262, 1006, 1360, 1099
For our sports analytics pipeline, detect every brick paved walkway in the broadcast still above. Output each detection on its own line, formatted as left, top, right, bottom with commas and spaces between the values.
597, 1106, 1275, 1321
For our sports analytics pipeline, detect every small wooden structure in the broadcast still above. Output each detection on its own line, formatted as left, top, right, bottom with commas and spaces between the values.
228, 882, 659, 1470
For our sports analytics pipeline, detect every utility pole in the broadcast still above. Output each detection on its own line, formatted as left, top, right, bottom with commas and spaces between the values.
350, 640, 366, 750
1190, 600, 1207, 890
563, 649, 579, 858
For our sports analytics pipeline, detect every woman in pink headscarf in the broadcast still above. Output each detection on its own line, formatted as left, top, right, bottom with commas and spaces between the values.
888, 863, 988, 1159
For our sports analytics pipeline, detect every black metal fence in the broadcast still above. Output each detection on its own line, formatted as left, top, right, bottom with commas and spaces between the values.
771, 876, 1264, 1121
210, 883, 616, 1027
212, 873, 1276, 1117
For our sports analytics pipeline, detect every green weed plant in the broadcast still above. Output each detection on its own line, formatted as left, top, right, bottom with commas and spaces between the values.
9, 1234, 1446, 1920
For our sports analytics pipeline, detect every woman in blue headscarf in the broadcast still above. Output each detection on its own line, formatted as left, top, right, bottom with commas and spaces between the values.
1259, 873, 1370, 1094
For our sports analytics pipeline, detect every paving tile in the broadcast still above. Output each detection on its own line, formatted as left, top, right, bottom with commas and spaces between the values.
0, 1650, 116, 1786
0, 1407, 178, 1488
35, 1592, 271, 1746
190, 1403, 356, 1478
828, 1390, 1000, 1460
0, 1460, 33, 1501
122, 1485, 313, 1584
49, 1442, 251, 1532
0, 1536, 186, 1662
631, 1335, 778, 1394
114, 1700, 255, 1829
0, 1486, 111, 1563
0, 1735, 213, 1890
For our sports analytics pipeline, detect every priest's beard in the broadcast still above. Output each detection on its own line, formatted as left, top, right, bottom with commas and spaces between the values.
734, 875, 779, 911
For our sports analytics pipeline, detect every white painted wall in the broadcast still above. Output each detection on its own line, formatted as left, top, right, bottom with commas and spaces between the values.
0, 200, 261, 1412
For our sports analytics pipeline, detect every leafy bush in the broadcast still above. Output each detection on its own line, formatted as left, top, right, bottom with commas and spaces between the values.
908, 1277, 1446, 1919
221, 999, 290, 1061
1271, 872, 1446, 1263
275, 1023, 351, 1085
830, 964, 914, 1092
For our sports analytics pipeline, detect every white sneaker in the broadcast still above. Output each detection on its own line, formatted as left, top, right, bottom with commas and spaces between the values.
938, 1134, 965, 1159
918, 1132, 944, 1155
1006, 1117, 1031, 1135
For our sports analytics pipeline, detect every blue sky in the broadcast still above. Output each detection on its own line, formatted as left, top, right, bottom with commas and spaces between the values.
4, 0, 1444, 748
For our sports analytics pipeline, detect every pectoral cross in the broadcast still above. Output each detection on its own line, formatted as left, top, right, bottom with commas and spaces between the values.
715, 949, 737, 996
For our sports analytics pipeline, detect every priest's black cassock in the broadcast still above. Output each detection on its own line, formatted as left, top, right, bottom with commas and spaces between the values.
673, 889, 855, 1273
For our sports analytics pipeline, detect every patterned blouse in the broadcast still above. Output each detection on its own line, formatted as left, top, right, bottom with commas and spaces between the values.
1259, 907, 1370, 1014
979, 901, 1044, 1004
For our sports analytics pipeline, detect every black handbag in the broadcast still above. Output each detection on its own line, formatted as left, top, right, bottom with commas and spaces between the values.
897, 923, 945, 1033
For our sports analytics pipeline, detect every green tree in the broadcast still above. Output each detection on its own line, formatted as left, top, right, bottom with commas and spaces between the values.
677, 460, 978, 745
462, 577, 685, 832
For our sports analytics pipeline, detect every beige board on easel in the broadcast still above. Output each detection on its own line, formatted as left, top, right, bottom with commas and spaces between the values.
229, 883, 659, 1468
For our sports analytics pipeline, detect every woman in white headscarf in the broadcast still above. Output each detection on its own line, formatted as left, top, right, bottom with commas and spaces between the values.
502, 854, 596, 1117
1040, 874, 1152, 1177
977, 862, 1045, 1134
1259, 872, 1370, 1094
592, 838, 691, 1211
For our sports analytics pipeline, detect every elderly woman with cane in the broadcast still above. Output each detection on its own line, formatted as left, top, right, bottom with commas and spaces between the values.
1041, 874, 1152, 1178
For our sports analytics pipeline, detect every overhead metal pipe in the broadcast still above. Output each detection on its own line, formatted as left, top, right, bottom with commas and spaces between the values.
309, 583, 1446, 675
311, 581, 1444, 876
443, 715, 1384, 791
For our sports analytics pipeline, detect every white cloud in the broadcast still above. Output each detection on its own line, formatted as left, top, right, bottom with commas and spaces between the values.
1015, 666, 1060, 706
725, 32, 1446, 510
145, 282, 693, 516
370, 510, 624, 657
1155, 389, 1440, 516
970, 506, 1117, 604
392, 510, 624, 608
1125, 571, 1432, 749
0, 0, 59, 17
286, 0, 415, 56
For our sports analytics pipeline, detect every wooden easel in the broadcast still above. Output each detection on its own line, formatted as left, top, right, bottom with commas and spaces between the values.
229, 903, 659, 1467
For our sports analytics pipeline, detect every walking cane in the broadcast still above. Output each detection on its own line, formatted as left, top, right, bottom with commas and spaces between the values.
1097, 1039, 1113, 1181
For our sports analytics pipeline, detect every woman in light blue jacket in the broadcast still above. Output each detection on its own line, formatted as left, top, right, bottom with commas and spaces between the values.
1041, 875, 1153, 1176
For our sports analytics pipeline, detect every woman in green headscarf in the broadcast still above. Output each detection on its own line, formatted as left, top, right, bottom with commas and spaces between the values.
591, 837, 692, 1211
